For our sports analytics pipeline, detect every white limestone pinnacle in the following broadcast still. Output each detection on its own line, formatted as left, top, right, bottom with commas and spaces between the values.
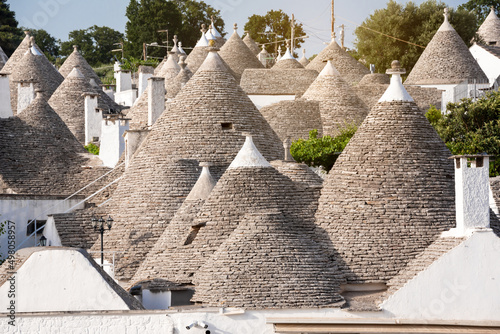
229, 135, 271, 169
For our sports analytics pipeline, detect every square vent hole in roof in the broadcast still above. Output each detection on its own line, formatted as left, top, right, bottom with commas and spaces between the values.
221, 122, 233, 131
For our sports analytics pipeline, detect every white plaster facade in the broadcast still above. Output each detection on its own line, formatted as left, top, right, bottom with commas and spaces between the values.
0, 248, 136, 313
138, 71, 153, 98
382, 230, 500, 321
0, 74, 13, 118
470, 44, 500, 85
0, 195, 84, 258
248, 95, 295, 110
114, 65, 137, 106
98, 118, 129, 168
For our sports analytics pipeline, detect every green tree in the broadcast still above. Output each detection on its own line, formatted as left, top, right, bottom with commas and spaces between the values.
22, 28, 60, 62
354, 0, 478, 75
427, 91, 500, 176
0, 0, 23, 57
459, 0, 499, 22
125, 0, 223, 59
290, 126, 357, 172
174, 0, 224, 49
60, 25, 124, 66
244, 9, 306, 57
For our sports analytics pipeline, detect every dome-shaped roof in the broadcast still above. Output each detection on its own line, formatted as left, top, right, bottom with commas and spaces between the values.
59, 45, 101, 84
48, 67, 97, 143
306, 39, 369, 85
8, 47, 63, 114
219, 25, 264, 82
315, 68, 456, 284
405, 9, 488, 85
302, 60, 369, 136
243, 32, 261, 55
96, 50, 283, 281
477, 7, 500, 45
1, 32, 42, 74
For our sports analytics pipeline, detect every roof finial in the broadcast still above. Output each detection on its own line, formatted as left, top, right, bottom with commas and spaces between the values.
173, 35, 178, 44
233, 23, 238, 32
302, 49, 306, 57
178, 56, 187, 69
24, 30, 30, 36
444, 7, 449, 21
286, 39, 290, 49
208, 39, 216, 47
211, 15, 215, 24
29, 36, 35, 47
379, 60, 413, 102
73, 45, 78, 51
201, 24, 207, 33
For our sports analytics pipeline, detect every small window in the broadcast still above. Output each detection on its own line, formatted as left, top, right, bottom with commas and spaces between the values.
26, 220, 46, 236
476, 157, 484, 168
92, 137, 99, 142
489, 41, 496, 45
455, 158, 461, 169
184, 226, 201, 245
221, 122, 233, 130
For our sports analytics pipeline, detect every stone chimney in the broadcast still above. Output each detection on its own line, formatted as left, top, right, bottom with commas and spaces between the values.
124, 129, 150, 169
147, 76, 165, 127
0, 73, 13, 118
115, 62, 131, 93
283, 137, 295, 162
452, 154, 491, 235
138, 65, 154, 98
17, 80, 36, 114
83, 92, 101, 145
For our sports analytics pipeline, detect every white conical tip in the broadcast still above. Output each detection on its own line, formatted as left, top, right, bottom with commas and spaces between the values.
319, 60, 340, 76
280, 47, 295, 60
378, 73, 414, 102
165, 53, 181, 70
211, 20, 222, 38
178, 42, 186, 54
68, 67, 85, 79
205, 28, 216, 41
229, 135, 271, 169
30, 46, 43, 56
196, 33, 209, 47
186, 164, 216, 201
438, 8, 454, 32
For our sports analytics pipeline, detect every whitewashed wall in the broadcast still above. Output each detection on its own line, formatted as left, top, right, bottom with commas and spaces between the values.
0, 195, 84, 258
470, 44, 500, 85
0, 249, 135, 313
99, 118, 129, 168
382, 231, 500, 321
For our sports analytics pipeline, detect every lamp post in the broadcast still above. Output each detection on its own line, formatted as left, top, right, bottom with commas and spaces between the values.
39, 235, 47, 247
91, 216, 113, 269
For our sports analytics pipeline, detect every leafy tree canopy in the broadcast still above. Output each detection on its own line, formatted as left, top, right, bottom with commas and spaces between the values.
244, 9, 306, 57
291, 126, 357, 172
354, 0, 478, 75
459, 0, 500, 22
22, 28, 60, 62
125, 0, 223, 59
0, 0, 23, 57
427, 91, 500, 177
60, 25, 124, 66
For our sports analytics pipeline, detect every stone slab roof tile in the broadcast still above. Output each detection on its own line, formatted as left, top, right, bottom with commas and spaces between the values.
241, 68, 318, 95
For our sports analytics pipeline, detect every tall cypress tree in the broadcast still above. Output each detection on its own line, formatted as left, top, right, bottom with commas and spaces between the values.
0, 0, 23, 56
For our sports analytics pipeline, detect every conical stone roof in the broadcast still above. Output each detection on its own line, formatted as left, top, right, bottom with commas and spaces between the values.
132, 137, 336, 297
166, 57, 192, 99
219, 25, 264, 83
187, 139, 343, 308
96, 50, 284, 282
192, 210, 343, 309
48, 67, 96, 143
243, 32, 261, 55
405, 9, 488, 85
302, 60, 369, 136
59, 45, 102, 84
158, 52, 180, 81
0, 91, 111, 195
154, 56, 168, 76
272, 44, 304, 70
2, 32, 42, 74
185, 46, 209, 74
314, 66, 456, 284
306, 39, 370, 85
299, 49, 310, 66
477, 7, 500, 45
8, 47, 64, 114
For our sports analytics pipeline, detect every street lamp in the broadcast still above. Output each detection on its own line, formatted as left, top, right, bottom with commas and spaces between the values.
39, 235, 47, 247
91, 216, 113, 269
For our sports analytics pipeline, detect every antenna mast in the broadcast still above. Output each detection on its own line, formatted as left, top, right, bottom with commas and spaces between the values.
331, 0, 335, 39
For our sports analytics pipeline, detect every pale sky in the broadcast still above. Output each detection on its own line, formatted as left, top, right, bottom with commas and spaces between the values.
9, 0, 468, 56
